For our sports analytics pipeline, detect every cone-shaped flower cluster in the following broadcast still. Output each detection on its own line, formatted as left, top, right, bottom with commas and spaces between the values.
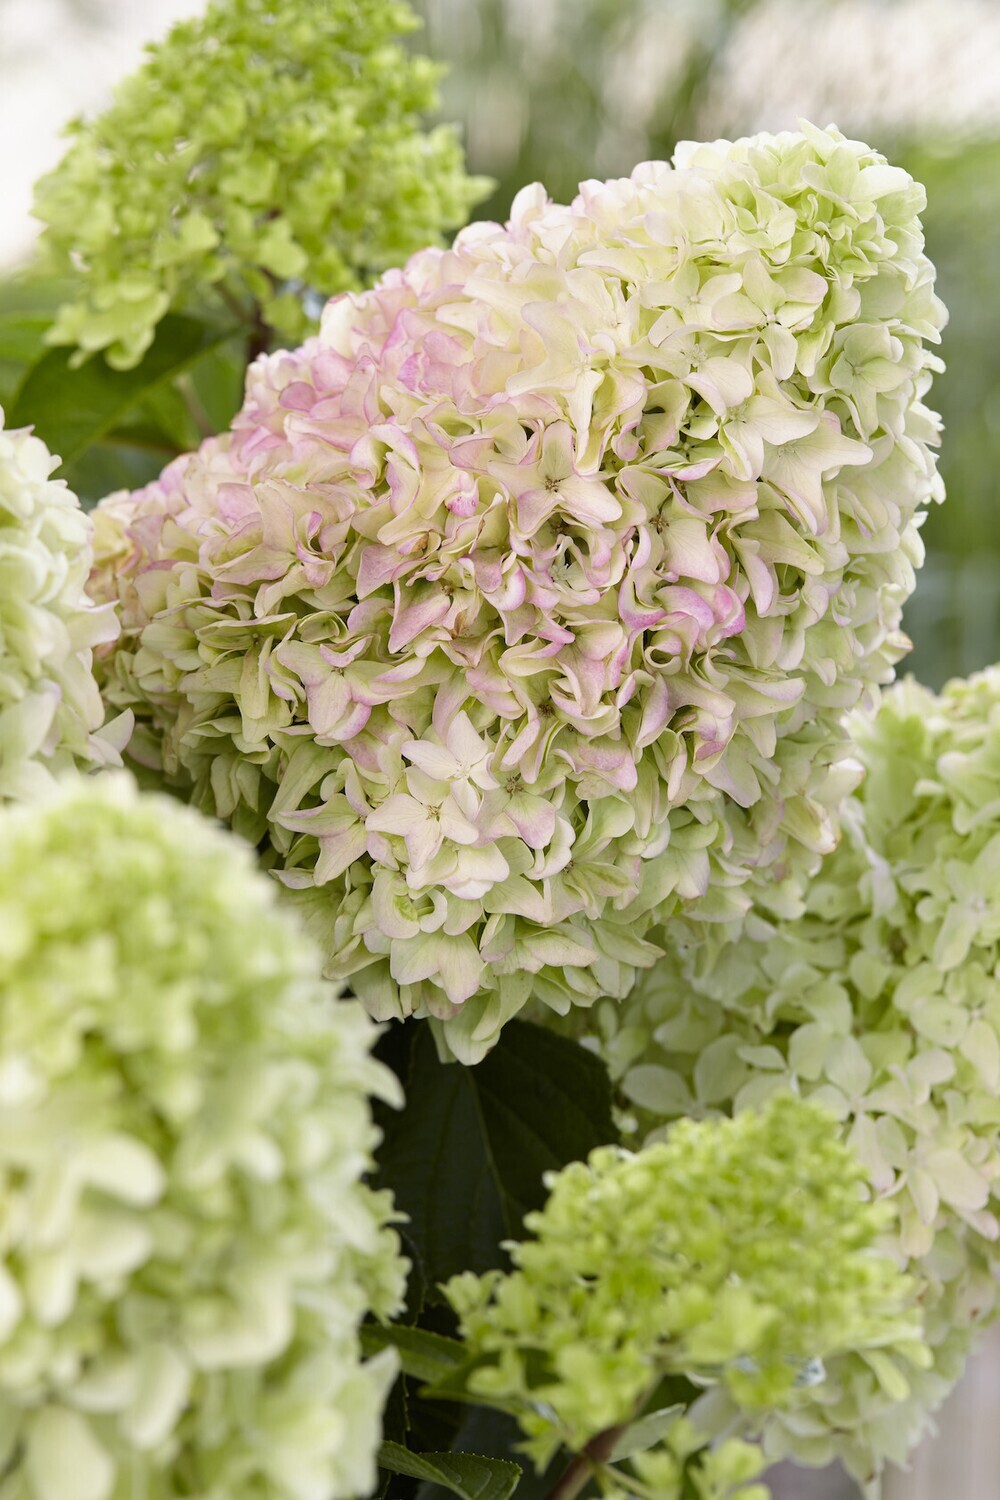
446, 1096, 925, 1477
93, 125, 944, 1060
0, 775, 406, 1500
33, 0, 489, 368
0, 410, 127, 801
585, 669, 1000, 1482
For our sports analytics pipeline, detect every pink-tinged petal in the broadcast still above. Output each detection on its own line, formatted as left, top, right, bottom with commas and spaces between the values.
657, 586, 717, 633
712, 585, 746, 638
446, 472, 480, 516
405, 816, 444, 869
279, 381, 319, 412
505, 790, 557, 849
357, 543, 408, 598
565, 739, 639, 793
619, 579, 667, 633
390, 931, 483, 1004
304, 673, 351, 733
471, 550, 504, 593
389, 593, 451, 652
511, 485, 559, 537
636, 676, 673, 749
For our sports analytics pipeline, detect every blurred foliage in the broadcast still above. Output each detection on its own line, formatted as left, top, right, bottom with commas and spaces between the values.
415, 0, 758, 220
895, 139, 1000, 686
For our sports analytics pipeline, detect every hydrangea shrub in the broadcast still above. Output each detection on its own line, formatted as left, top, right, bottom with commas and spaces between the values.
446, 1095, 926, 1486
91, 125, 944, 1060
0, 775, 406, 1500
0, 410, 127, 800
33, 0, 490, 368
581, 669, 1000, 1481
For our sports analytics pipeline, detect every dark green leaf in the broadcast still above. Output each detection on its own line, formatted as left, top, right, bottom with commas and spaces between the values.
361, 1323, 468, 1385
186, 336, 248, 432
0, 277, 72, 406
375, 1020, 617, 1295
419, 1356, 521, 1417
473, 1021, 617, 1231
376, 1025, 507, 1292
63, 436, 180, 511
9, 313, 238, 467
381, 1371, 410, 1450
378, 1442, 520, 1500
418, 1407, 564, 1500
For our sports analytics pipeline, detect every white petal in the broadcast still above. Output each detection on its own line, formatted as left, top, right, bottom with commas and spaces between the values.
27, 1408, 114, 1500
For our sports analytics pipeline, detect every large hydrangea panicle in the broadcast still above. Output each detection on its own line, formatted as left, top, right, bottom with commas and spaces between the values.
0, 774, 406, 1500
93, 124, 945, 1061
0, 409, 129, 801
575, 668, 1000, 1485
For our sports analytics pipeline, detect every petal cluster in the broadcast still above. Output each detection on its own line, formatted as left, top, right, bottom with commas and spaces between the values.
446, 1096, 923, 1474
582, 669, 1000, 1484
0, 410, 127, 801
93, 125, 944, 1060
0, 775, 406, 1500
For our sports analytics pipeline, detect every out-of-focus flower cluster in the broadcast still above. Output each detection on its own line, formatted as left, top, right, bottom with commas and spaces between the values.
582, 669, 1000, 1484
33, 0, 490, 369
446, 1095, 925, 1482
92, 125, 944, 1061
0, 775, 406, 1500
0, 410, 127, 801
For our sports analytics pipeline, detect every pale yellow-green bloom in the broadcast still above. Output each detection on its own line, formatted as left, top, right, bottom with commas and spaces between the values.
33, 0, 489, 367
0, 775, 407, 1500
0, 410, 127, 801
573, 668, 1000, 1488
447, 1096, 925, 1479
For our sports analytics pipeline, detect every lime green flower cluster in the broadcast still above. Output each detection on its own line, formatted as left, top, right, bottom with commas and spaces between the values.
0, 410, 128, 801
582, 669, 1000, 1483
33, 0, 490, 369
601, 1424, 770, 1500
446, 1096, 924, 1481
0, 775, 406, 1500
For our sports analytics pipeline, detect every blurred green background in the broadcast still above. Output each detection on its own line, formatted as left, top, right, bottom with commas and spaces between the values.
408, 0, 1000, 692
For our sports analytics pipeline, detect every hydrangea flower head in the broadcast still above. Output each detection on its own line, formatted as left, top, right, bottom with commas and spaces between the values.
0, 774, 406, 1500
93, 125, 944, 1060
0, 409, 127, 800
584, 668, 1000, 1484
446, 1095, 925, 1473
33, 0, 490, 368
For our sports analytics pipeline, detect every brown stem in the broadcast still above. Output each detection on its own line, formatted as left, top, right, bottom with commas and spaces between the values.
214, 282, 270, 368
245, 308, 271, 366
545, 1425, 627, 1500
